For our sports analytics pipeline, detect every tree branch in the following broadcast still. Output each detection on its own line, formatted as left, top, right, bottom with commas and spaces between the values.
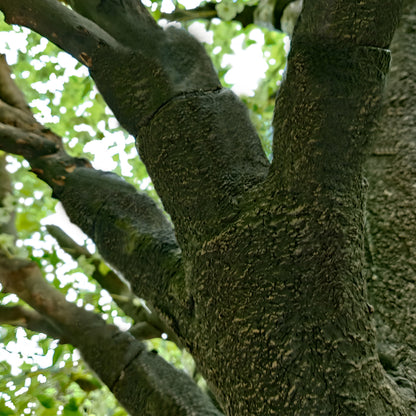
269, 0, 400, 194
48, 167, 187, 332
0, 304, 65, 341
0, 123, 60, 159
0, 256, 223, 416
161, 3, 257, 28
0, 152, 16, 238
0, 55, 32, 114
0, 0, 119, 66
67, 0, 164, 50
297, 0, 402, 49
65, 0, 221, 93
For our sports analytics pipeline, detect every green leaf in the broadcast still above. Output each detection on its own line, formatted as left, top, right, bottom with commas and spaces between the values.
98, 261, 110, 276
36, 394, 55, 409
52, 344, 64, 366
40, 408, 61, 416
63, 398, 83, 416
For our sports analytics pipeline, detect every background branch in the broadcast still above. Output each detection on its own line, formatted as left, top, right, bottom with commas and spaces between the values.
0, 152, 16, 239
0, 305, 65, 341
161, 3, 257, 27
0, 0, 119, 66
0, 55, 32, 114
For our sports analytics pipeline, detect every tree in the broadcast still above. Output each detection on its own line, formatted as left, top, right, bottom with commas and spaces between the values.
0, 0, 413, 414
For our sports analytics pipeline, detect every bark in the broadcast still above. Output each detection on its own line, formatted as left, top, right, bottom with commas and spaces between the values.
0, 152, 16, 239
0, 0, 414, 414
0, 305, 64, 340
365, 0, 416, 410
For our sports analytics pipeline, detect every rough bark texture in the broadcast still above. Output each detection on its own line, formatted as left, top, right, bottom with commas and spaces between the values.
365, 0, 416, 411
0, 0, 415, 414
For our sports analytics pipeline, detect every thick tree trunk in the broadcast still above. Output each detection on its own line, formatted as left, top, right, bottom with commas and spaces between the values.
365, 0, 416, 411
0, 0, 414, 414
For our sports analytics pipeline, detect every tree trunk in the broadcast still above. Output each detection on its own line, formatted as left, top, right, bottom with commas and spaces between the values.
365, 0, 416, 411
0, 0, 414, 414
